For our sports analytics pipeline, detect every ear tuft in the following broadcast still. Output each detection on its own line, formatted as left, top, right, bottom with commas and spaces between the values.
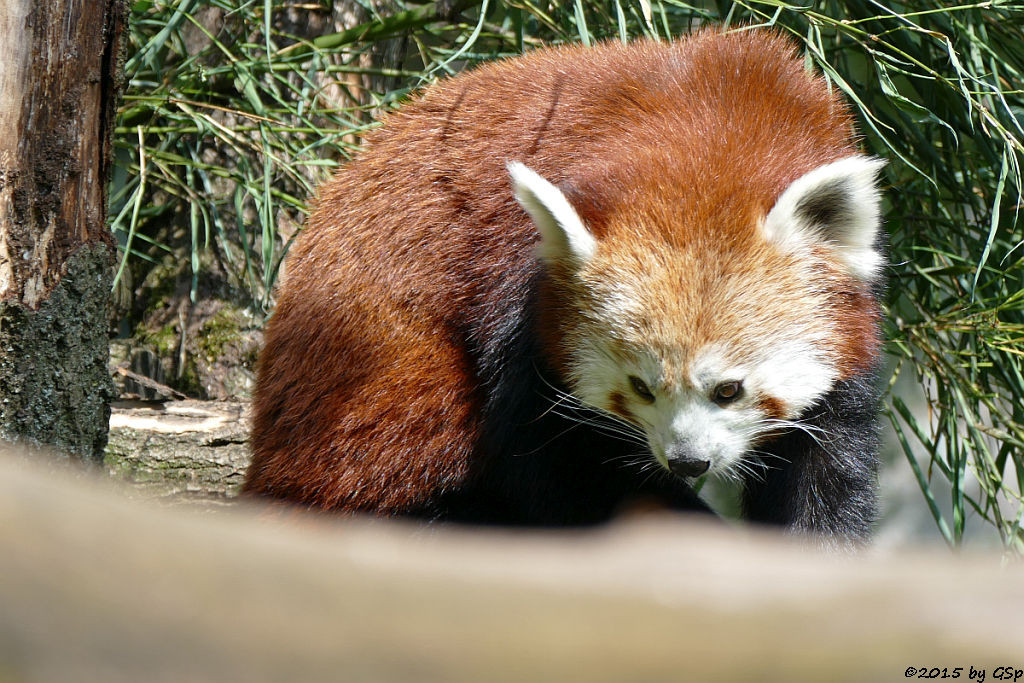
508, 162, 596, 265
763, 157, 886, 280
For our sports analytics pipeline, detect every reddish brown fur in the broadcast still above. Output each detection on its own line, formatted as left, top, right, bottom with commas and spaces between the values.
755, 395, 787, 421
607, 391, 636, 423
244, 29, 880, 513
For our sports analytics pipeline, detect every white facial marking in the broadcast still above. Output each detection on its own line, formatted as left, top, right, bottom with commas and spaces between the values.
508, 162, 597, 264
747, 340, 839, 415
570, 340, 841, 479
665, 397, 752, 473
570, 339, 630, 410
569, 337, 658, 412
763, 156, 886, 281
693, 341, 837, 418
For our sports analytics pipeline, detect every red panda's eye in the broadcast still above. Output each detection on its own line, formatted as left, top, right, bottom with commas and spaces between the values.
629, 376, 655, 403
712, 381, 743, 405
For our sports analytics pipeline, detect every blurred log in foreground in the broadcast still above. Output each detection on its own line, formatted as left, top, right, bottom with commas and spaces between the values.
1, 447, 1022, 683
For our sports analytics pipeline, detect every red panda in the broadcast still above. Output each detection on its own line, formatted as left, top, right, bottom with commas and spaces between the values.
243, 29, 885, 543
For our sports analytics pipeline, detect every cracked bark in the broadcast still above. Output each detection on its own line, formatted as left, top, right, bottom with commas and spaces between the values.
0, 0, 126, 460
105, 400, 252, 503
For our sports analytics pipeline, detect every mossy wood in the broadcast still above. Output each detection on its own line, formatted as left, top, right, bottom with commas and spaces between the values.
0, 0, 127, 460
104, 400, 251, 502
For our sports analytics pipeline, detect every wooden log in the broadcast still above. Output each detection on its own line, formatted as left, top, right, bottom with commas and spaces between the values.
0, 447, 1021, 682
104, 399, 251, 503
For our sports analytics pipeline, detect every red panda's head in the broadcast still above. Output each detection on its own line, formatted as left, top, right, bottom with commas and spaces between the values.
509, 158, 884, 479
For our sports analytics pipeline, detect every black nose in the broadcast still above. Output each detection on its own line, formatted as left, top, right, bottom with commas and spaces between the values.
668, 457, 710, 477
665, 445, 711, 478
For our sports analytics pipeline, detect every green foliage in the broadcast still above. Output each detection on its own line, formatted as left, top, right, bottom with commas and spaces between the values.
112, 0, 1024, 549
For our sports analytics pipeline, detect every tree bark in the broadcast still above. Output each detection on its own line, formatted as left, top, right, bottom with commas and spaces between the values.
0, 0, 126, 460
105, 399, 251, 503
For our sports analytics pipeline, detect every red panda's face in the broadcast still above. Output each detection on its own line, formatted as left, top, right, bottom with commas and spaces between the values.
509, 157, 883, 480
563, 239, 842, 478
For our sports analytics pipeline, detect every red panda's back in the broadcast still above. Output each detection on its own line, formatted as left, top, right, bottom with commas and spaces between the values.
291, 30, 856, 284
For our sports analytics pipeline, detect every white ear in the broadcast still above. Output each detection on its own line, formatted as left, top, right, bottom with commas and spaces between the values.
763, 156, 886, 281
508, 162, 596, 265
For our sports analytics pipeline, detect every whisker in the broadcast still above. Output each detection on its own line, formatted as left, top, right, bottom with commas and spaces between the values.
750, 417, 840, 456
547, 409, 647, 446
732, 457, 767, 484
511, 421, 585, 457
638, 462, 671, 488
531, 363, 651, 452
604, 451, 661, 477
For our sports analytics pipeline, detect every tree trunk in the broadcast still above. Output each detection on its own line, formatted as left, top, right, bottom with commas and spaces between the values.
0, 0, 126, 461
